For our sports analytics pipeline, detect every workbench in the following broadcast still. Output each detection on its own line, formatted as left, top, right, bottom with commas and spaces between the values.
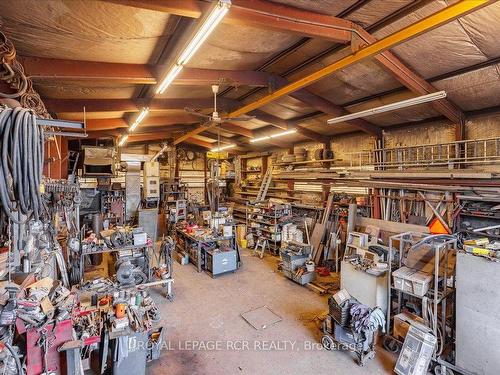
81, 244, 174, 299
175, 229, 236, 273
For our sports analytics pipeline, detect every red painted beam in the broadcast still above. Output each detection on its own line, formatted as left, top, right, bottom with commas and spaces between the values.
77, 116, 200, 131
46, 99, 139, 113
174, 67, 270, 87
85, 118, 128, 131
294, 126, 330, 144
186, 137, 213, 149
135, 124, 197, 134
44, 98, 219, 113
250, 110, 289, 130
273, 77, 382, 136
229, 0, 352, 43
250, 110, 329, 143
200, 131, 248, 149
355, 27, 465, 125
21, 54, 379, 135
220, 123, 254, 138
106, 0, 353, 43
20, 56, 271, 87
19, 56, 156, 84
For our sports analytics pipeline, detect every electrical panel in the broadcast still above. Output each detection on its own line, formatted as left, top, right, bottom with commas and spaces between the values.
142, 162, 160, 200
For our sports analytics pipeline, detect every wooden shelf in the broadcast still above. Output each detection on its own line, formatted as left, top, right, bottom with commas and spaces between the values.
273, 158, 339, 166
248, 227, 279, 234
240, 152, 271, 159
238, 191, 301, 201
242, 169, 261, 173
248, 218, 273, 225
460, 212, 500, 219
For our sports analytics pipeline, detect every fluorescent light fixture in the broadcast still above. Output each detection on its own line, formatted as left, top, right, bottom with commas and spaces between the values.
156, 64, 183, 95
250, 136, 270, 143
250, 129, 297, 143
151, 145, 167, 162
129, 107, 149, 132
327, 90, 447, 125
270, 129, 297, 138
211, 144, 235, 152
155, 0, 231, 94
177, 1, 230, 65
118, 134, 129, 147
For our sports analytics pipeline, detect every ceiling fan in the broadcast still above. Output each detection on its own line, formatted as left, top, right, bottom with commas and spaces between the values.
184, 84, 254, 124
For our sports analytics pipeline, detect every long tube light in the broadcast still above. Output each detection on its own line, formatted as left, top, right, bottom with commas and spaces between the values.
156, 0, 231, 94
129, 107, 149, 132
118, 134, 129, 147
151, 144, 168, 162
211, 144, 235, 152
327, 91, 447, 125
250, 129, 297, 143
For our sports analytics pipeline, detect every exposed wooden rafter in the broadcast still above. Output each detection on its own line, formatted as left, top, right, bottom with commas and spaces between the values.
20, 56, 272, 87
353, 27, 465, 125
85, 115, 199, 131
44, 98, 233, 113
105, 0, 353, 43
174, 0, 492, 145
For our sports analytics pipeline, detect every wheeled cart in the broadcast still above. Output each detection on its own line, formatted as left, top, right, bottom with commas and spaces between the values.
321, 315, 375, 367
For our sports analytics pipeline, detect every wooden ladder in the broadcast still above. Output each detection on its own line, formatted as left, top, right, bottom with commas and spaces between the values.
253, 237, 268, 259
255, 166, 273, 202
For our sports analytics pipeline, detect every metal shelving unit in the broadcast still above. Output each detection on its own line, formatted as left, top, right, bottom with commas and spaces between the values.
246, 202, 291, 255
384, 232, 458, 366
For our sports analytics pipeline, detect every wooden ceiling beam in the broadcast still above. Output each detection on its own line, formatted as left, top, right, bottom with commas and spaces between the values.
20, 56, 271, 87
186, 137, 213, 149
354, 27, 465, 125
200, 131, 249, 150
175, 0, 491, 145
21, 54, 377, 134
247, 111, 329, 144
220, 123, 254, 138
85, 116, 199, 131
19, 56, 156, 84
273, 76, 382, 136
85, 118, 128, 131
106, 0, 353, 43
250, 110, 289, 130
44, 98, 227, 113
293, 126, 330, 144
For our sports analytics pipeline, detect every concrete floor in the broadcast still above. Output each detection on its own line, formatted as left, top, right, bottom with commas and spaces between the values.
148, 250, 394, 375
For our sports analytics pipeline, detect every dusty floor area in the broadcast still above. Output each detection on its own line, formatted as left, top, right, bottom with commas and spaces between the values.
147, 250, 394, 375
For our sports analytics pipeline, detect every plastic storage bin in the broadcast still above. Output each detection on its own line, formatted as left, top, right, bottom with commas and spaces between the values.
392, 266, 432, 297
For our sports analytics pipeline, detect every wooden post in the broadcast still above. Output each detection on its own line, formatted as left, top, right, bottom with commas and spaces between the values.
203, 153, 208, 204
373, 188, 381, 219
261, 155, 268, 179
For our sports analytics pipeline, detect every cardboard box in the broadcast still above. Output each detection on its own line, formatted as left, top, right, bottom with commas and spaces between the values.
332, 289, 351, 306
133, 232, 148, 246
394, 312, 425, 341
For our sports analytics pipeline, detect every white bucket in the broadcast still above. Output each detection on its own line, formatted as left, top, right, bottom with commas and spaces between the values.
306, 261, 315, 272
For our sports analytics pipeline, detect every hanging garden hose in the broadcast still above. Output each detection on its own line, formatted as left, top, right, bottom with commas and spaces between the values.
0, 106, 45, 223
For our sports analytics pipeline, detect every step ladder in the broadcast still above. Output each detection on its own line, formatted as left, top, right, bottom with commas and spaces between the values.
253, 237, 268, 259
255, 166, 273, 202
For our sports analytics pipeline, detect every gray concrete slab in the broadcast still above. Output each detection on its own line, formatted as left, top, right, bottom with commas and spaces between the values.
147, 251, 393, 375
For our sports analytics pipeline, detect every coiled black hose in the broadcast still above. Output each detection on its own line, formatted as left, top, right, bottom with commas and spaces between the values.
0, 106, 44, 223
